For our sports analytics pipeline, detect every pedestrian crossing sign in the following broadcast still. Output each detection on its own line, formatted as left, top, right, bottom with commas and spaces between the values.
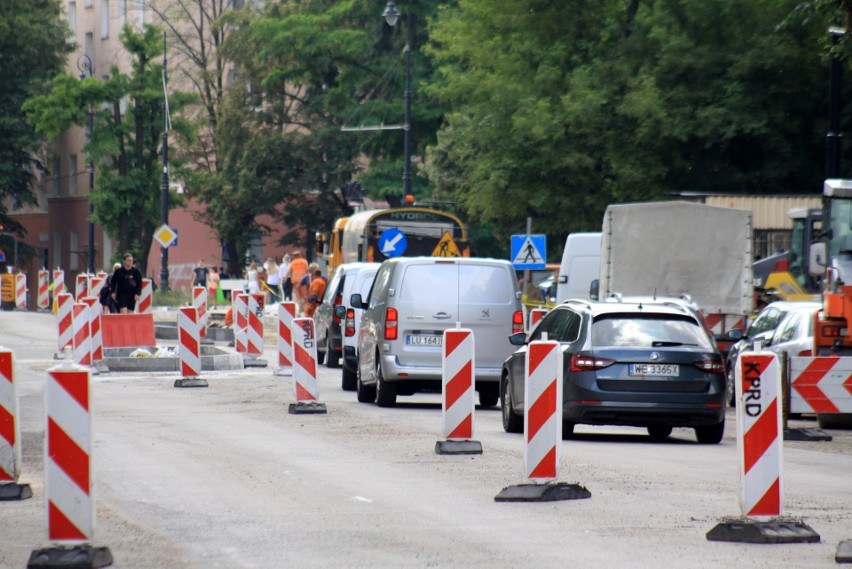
432, 231, 461, 257
511, 234, 546, 269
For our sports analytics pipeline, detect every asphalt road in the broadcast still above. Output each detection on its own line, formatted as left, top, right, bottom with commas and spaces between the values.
1, 310, 851, 568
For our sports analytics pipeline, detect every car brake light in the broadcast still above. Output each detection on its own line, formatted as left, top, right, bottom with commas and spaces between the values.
570, 354, 615, 372
797, 349, 812, 357
693, 360, 725, 374
385, 307, 398, 340
512, 311, 524, 334
822, 325, 846, 338
332, 294, 343, 323
345, 308, 356, 337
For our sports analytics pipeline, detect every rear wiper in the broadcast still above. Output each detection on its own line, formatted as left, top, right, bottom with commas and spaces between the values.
651, 340, 697, 347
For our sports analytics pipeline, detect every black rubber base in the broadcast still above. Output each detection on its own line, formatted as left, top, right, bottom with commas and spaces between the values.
242, 356, 268, 368
288, 402, 327, 414
435, 440, 483, 455
837, 540, 852, 563
0, 482, 33, 501
495, 482, 591, 502
174, 377, 209, 388
28, 545, 113, 568
706, 519, 820, 544
784, 428, 832, 442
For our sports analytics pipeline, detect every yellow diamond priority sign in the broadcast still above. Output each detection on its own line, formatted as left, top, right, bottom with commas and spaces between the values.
154, 224, 178, 248
432, 231, 461, 257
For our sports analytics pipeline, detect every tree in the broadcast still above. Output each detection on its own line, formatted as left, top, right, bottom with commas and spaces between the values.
425, 0, 831, 254
0, 0, 70, 236
25, 25, 194, 276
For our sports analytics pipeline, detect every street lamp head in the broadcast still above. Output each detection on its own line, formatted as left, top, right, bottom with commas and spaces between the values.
383, 1, 400, 27
76, 54, 92, 79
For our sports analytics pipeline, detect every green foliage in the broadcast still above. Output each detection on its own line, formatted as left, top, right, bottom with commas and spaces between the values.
0, 0, 70, 236
425, 0, 832, 257
152, 288, 190, 307
26, 25, 194, 276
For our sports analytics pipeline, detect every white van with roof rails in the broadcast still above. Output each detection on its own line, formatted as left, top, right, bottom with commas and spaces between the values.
350, 257, 523, 407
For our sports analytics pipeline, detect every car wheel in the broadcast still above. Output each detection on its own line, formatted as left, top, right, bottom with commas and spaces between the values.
647, 425, 673, 440
375, 359, 397, 408
341, 365, 356, 392
817, 413, 852, 429
501, 376, 523, 433
695, 421, 725, 444
326, 346, 340, 369
356, 365, 376, 403
562, 420, 575, 440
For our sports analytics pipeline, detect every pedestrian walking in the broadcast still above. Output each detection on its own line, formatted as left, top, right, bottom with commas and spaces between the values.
110, 253, 142, 314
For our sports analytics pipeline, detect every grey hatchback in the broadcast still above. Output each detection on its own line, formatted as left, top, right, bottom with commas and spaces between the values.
501, 299, 726, 443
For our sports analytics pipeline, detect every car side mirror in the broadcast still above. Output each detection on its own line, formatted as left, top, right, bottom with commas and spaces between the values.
350, 293, 363, 309
509, 332, 527, 346
725, 328, 743, 341
589, 279, 599, 301
334, 305, 346, 319
809, 242, 826, 277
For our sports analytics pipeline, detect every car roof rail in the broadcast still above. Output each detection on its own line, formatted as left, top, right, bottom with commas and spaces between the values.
561, 299, 594, 311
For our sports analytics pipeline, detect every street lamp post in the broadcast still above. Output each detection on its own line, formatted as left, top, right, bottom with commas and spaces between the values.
382, 1, 414, 203
77, 54, 96, 274
159, 32, 171, 292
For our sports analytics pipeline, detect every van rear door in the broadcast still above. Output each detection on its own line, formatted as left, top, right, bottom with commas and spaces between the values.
394, 260, 459, 367
456, 263, 518, 371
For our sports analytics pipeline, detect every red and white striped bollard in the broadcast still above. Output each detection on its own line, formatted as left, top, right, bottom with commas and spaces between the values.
288, 318, 326, 414
436, 326, 481, 454
136, 278, 152, 314
529, 307, 548, 329
246, 293, 264, 356
524, 339, 563, 482
52, 269, 65, 299
0, 348, 32, 500
192, 286, 207, 337
75, 274, 88, 301
80, 297, 103, 362
37, 270, 50, 310
55, 293, 74, 353
71, 303, 92, 366
15, 273, 27, 310
277, 302, 296, 376
174, 306, 208, 388
234, 293, 248, 354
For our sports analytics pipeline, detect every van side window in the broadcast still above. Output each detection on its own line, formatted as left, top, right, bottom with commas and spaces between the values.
368, 265, 392, 309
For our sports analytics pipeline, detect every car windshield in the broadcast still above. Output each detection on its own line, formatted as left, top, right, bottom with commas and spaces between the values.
592, 313, 714, 349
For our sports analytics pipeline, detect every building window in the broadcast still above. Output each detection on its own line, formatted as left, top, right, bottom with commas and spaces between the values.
69, 155, 78, 195
69, 231, 79, 270
68, 2, 77, 34
54, 232, 63, 270
53, 155, 61, 196
84, 0, 92, 8
100, 0, 109, 38
118, 0, 126, 29
136, 1, 144, 27
85, 32, 94, 65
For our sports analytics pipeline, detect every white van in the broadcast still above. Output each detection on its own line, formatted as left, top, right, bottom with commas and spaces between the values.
556, 233, 601, 304
351, 257, 523, 407
332, 263, 380, 391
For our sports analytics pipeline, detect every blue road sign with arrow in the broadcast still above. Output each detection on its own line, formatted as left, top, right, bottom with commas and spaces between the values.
378, 228, 407, 258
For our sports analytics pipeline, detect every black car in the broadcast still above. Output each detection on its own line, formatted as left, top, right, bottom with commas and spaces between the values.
501, 299, 727, 443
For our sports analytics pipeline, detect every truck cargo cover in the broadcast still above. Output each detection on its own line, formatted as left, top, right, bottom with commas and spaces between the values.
600, 201, 753, 315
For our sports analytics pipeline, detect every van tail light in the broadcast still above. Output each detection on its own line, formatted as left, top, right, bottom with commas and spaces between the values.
570, 354, 615, 372
512, 311, 524, 334
797, 349, 812, 357
385, 307, 398, 340
345, 308, 356, 337
693, 360, 725, 374
332, 294, 343, 323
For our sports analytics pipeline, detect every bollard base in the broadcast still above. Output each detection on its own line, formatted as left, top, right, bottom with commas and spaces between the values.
276, 367, 293, 377
706, 518, 820, 544
784, 427, 832, 442
0, 482, 33, 501
837, 540, 852, 563
92, 361, 109, 374
174, 377, 209, 388
243, 356, 268, 368
288, 401, 327, 414
495, 482, 591, 502
27, 545, 113, 568
435, 440, 483, 455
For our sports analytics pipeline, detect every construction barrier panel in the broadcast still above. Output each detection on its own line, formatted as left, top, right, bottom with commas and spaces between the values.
790, 356, 852, 414
178, 307, 201, 378
80, 297, 103, 362
37, 270, 50, 310
52, 269, 65, 298
735, 351, 782, 519
292, 318, 319, 402
524, 338, 563, 482
75, 274, 88, 301
442, 327, 476, 440
101, 313, 156, 348
137, 278, 152, 314
278, 302, 296, 374
0, 348, 21, 483
71, 303, 92, 367
192, 286, 207, 338
234, 294, 248, 354
246, 293, 264, 355
15, 273, 26, 310
45, 362, 94, 542
529, 308, 547, 329
56, 293, 74, 352
89, 276, 105, 302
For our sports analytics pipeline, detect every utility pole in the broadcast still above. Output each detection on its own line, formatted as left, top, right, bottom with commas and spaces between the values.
159, 32, 170, 292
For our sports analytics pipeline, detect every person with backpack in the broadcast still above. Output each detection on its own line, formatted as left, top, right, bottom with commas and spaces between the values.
110, 253, 143, 314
